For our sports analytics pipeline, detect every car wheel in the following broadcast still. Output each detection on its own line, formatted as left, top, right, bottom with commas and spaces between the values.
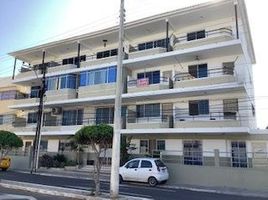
148, 177, 158, 187
119, 175, 123, 184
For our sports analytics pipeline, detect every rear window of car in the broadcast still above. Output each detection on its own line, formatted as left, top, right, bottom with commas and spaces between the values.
154, 160, 166, 167
141, 160, 152, 168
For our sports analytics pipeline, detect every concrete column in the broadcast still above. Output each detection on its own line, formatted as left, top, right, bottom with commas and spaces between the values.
214, 149, 220, 167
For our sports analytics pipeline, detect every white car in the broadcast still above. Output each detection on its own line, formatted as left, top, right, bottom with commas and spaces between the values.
119, 158, 169, 186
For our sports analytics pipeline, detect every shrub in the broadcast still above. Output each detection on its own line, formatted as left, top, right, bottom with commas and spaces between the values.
53, 154, 67, 163
66, 160, 77, 166
39, 154, 53, 168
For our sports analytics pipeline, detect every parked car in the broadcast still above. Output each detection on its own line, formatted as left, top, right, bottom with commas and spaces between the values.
119, 158, 169, 186
0, 157, 11, 171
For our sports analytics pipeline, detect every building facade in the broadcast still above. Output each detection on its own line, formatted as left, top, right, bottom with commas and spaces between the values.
6, 0, 268, 167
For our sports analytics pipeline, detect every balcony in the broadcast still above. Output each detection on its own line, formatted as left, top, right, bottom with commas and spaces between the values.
80, 56, 117, 68
128, 47, 166, 59
45, 89, 77, 102
78, 83, 116, 98
174, 112, 241, 128
15, 69, 41, 80
126, 116, 172, 129
174, 67, 235, 88
14, 97, 39, 105
174, 27, 233, 50
47, 64, 77, 74
127, 77, 169, 93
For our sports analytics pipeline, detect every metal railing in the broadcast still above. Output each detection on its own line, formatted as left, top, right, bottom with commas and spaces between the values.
140, 150, 268, 169
175, 27, 233, 44
174, 67, 234, 81
175, 111, 239, 121
127, 77, 169, 87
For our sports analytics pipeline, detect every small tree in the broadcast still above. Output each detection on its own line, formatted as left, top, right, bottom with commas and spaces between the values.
0, 130, 23, 159
73, 124, 113, 196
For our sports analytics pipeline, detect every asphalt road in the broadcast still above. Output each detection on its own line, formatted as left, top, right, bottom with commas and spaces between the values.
1, 171, 267, 200
0, 185, 76, 200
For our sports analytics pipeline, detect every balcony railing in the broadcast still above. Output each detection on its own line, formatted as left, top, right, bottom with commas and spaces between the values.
127, 77, 169, 87
175, 27, 233, 44
174, 67, 234, 82
174, 111, 239, 121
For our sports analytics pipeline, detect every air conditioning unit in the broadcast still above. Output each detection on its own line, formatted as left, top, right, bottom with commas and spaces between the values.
51, 107, 62, 115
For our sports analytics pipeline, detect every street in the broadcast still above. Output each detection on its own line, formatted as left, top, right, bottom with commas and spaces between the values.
0, 185, 76, 200
1, 171, 267, 200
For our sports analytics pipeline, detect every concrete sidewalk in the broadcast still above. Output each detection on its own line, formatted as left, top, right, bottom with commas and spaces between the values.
0, 179, 151, 200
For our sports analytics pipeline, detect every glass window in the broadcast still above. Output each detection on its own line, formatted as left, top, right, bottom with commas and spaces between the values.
188, 64, 208, 78
80, 72, 87, 86
183, 140, 203, 165
111, 49, 118, 56
137, 103, 160, 118
141, 160, 152, 168
156, 140, 166, 151
108, 67, 117, 83
60, 75, 76, 89
137, 71, 160, 84
79, 66, 116, 87
189, 100, 209, 116
138, 43, 146, 51
30, 86, 40, 98
231, 141, 247, 168
0, 91, 17, 100
96, 107, 114, 124
155, 160, 166, 167
126, 160, 140, 168
187, 30, 206, 41
27, 112, 38, 124
40, 140, 48, 151
46, 77, 58, 90
138, 38, 166, 51
62, 109, 83, 126
140, 140, 149, 154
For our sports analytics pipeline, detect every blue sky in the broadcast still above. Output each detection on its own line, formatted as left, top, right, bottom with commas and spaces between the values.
0, 0, 268, 128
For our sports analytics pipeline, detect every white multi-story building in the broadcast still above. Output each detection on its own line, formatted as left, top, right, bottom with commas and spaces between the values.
7, 0, 268, 166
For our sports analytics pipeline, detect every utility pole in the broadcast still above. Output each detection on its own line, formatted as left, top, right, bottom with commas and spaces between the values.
110, 0, 125, 198
31, 50, 46, 173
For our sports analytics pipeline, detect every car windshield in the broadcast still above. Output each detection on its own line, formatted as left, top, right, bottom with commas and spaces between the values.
154, 160, 166, 167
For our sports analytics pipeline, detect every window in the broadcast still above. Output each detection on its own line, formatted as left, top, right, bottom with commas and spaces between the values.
96, 107, 114, 124
155, 160, 166, 167
188, 64, 208, 78
60, 74, 76, 89
46, 77, 58, 90
30, 86, 40, 98
96, 49, 118, 59
231, 141, 247, 168
183, 140, 203, 165
0, 115, 3, 125
79, 66, 117, 86
137, 104, 160, 118
156, 140, 166, 151
0, 90, 17, 100
62, 55, 86, 65
138, 38, 167, 51
40, 140, 48, 151
140, 140, 149, 154
189, 100, 209, 116
62, 109, 83, 126
141, 160, 152, 168
126, 160, 139, 168
137, 71, 160, 84
27, 112, 38, 124
223, 99, 238, 119
223, 62, 234, 75
187, 30, 206, 41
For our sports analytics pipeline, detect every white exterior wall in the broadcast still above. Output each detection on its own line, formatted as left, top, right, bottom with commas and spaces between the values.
47, 139, 59, 152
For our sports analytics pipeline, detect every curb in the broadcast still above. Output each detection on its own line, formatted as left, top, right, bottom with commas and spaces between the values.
0, 179, 151, 200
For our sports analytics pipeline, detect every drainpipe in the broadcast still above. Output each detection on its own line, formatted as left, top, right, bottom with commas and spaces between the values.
12, 58, 17, 80
166, 19, 169, 52
234, 2, 239, 39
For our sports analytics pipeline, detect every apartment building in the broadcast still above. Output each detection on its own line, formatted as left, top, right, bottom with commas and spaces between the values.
0, 77, 27, 132
7, 0, 268, 166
